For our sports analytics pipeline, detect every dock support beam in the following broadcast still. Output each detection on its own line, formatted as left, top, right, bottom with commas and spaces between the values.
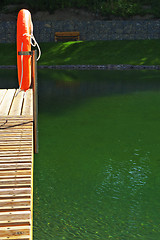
32, 50, 38, 154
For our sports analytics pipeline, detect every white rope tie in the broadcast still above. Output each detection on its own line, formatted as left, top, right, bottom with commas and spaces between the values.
31, 34, 41, 61
23, 33, 41, 61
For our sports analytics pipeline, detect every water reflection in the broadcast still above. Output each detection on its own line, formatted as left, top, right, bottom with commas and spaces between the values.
1, 68, 160, 96
38, 70, 160, 100
96, 151, 150, 200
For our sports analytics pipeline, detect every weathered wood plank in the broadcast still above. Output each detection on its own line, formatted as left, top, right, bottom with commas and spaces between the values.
22, 90, 33, 116
0, 163, 32, 170
0, 90, 7, 105
9, 90, 24, 116
0, 153, 32, 158
0, 142, 32, 147
0, 120, 33, 125
0, 178, 31, 181
0, 158, 31, 161
0, 199, 31, 209
0, 125, 32, 129
0, 170, 31, 177
0, 188, 31, 195
0, 147, 32, 150
0, 139, 32, 142
0, 220, 30, 226
0, 118, 33, 122
0, 225, 30, 238
0, 150, 32, 155
0, 132, 32, 136
0, 118, 32, 122
0, 90, 16, 116
0, 210, 30, 218
0, 159, 31, 162
0, 137, 32, 140
0, 179, 31, 187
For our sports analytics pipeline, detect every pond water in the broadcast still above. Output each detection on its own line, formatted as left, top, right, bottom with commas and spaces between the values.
1, 69, 160, 240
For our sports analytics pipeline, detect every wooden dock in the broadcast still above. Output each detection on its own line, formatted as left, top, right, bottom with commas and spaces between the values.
0, 89, 33, 239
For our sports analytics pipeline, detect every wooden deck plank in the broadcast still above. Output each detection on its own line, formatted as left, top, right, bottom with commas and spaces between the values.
0, 159, 31, 162
0, 220, 30, 227
0, 119, 33, 125
0, 90, 16, 116
0, 158, 31, 161
0, 181, 31, 187
0, 90, 7, 105
0, 225, 30, 238
9, 90, 24, 116
22, 90, 33, 116
0, 188, 31, 195
0, 200, 31, 209
0, 136, 32, 139
0, 170, 31, 175
0, 163, 32, 169
0, 147, 32, 150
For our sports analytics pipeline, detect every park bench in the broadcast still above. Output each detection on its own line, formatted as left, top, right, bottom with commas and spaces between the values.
55, 32, 80, 42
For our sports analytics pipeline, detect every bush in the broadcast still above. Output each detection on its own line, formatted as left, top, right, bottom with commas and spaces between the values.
1, 0, 160, 18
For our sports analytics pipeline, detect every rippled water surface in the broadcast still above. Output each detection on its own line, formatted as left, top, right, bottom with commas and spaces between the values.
1, 69, 160, 239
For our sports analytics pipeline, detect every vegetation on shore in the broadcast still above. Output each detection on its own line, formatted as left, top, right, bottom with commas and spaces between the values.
0, 40, 160, 66
1, 0, 160, 19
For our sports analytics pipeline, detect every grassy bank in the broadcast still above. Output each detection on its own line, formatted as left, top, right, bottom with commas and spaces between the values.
0, 40, 160, 66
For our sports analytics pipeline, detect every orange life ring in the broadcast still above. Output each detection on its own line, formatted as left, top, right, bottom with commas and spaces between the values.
17, 9, 32, 91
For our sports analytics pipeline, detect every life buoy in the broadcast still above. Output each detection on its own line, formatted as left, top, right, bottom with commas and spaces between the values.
17, 9, 32, 91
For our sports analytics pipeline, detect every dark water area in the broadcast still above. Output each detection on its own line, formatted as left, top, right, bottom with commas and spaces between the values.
1, 69, 160, 239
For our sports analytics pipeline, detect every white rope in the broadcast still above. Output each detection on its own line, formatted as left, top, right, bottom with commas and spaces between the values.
31, 19, 41, 61
31, 34, 41, 61
23, 90, 26, 99
23, 19, 41, 62
20, 42, 24, 89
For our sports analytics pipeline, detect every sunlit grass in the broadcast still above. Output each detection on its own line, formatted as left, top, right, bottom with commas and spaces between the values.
39, 40, 160, 66
0, 40, 160, 66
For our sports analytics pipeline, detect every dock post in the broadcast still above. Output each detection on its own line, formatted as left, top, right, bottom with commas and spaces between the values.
32, 50, 38, 153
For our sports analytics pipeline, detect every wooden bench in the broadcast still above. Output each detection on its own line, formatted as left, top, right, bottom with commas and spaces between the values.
55, 32, 80, 42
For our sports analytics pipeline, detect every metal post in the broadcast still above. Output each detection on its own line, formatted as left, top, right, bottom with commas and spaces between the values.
32, 50, 38, 153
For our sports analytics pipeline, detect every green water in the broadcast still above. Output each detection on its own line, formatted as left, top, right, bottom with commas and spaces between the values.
33, 70, 160, 240
1, 69, 160, 239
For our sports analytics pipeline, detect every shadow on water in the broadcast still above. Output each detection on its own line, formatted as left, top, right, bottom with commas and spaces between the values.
1, 68, 160, 94
37, 69, 160, 115
1, 68, 160, 116
0, 69, 18, 89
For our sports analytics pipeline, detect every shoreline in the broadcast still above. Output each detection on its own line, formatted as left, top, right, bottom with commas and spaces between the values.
0, 64, 160, 70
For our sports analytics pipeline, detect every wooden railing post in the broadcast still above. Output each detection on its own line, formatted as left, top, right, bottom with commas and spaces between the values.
32, 50, 38, 153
